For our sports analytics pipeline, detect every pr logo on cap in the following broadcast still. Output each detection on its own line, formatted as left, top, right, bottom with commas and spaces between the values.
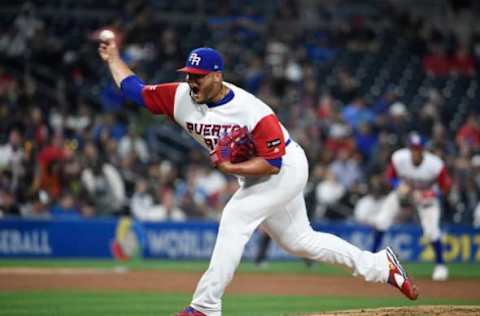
188, 53, 201, 66
178, 47, 224, 75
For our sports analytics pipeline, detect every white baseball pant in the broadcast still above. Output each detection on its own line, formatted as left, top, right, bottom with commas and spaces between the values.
191, 142, 389, 316
374, 190, 442, 241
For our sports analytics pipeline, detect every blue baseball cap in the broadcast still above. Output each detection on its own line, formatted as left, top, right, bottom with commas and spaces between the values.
408, 132, 424, 149
177, 47, 224, 75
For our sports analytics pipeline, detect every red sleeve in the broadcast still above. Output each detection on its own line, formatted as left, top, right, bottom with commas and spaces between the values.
251, 114, 285, 160
141, 82, 179, 119
385, 162, 397, 181
437, 166, 452, 195
456, 126, 467, 142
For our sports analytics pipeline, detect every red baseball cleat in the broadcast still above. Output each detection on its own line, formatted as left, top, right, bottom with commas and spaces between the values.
174, 306, 206, 316
386, 247, 419, 300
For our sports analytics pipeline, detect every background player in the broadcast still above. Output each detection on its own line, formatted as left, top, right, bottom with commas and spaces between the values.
371, 132, 452, 281
98, 36, 418, 316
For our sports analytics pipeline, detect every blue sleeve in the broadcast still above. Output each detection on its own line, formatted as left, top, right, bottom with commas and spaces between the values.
120, 75, 145, 107
267, 157, 282, 169
390, 178, 400, 189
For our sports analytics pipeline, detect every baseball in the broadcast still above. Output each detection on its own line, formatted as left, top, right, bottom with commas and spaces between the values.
99, 29, 115, 42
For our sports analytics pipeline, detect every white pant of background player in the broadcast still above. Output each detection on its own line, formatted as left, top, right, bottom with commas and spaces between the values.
191, 142, 390, 315
374, 189, 448, 281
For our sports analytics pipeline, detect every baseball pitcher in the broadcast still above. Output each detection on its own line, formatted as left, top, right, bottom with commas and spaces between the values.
98, 37, 418, 316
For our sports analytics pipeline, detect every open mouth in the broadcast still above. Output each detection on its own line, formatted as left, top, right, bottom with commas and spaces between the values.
190, 86, 199, 96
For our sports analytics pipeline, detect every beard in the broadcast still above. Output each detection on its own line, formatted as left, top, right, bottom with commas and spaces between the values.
189, 88, 203, 104
189, 84, 218, 104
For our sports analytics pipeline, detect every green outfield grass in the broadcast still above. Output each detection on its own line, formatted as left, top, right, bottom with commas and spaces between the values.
1, 260, 480, 316
1, 259, 480, 278
0, 291, 478, 316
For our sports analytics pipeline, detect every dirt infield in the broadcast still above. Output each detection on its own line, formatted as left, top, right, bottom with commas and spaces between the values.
2, 268, 480, 300
309, 306, 480, 315
2, 268, 480, 315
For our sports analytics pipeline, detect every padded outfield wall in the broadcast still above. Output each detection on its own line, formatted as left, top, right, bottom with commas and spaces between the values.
0, 218, 479, 262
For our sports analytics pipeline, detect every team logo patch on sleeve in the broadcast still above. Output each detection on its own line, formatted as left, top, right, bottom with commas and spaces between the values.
266, 139, 281, 148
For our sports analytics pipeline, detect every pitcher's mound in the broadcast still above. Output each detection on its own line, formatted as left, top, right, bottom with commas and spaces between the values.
307, 305, 480, 316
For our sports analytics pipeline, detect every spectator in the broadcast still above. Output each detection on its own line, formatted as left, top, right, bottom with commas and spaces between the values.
354, 175, 388, 226
0, 186, 20, 217
416, 101, 440, 137
0, 26, 25, 58
364, 130, 395, 175
0, 67, 16, 99
456, 113, 480, 150
423, 45, 452, 77
451, 44, 475, 77
92, 113, 127, 143
81, 143, 126, 216
329, 148, 363, 190
35, 158, 63, 203
472, 155, 480, 193
341, 96, 374, 130
244, 55, 264, 94
452, 145, 474, 223
470, 155, 480, 227
175, 165, 211, 219
384, 101, 413, 145
0, 129, 24, 190
14, 2, 43, 42
49, 193, 82, 218
324, 122, 355, 156
474, 202, 480, 228
130, 178, 186, 222
316, 92, 337, 122
65, 102, 93, 135
372, 85, 401, 116
33, 132, 69, 202
117, 153, 143, 196
25, 106, 49, 147
354, 123, 378, 160
19, 191, 50, 218
315, 170, 349, 219
428, 123, 457, 159
331, 68, 360, 104
62, 152, 84, 201
118, 126, 150, 163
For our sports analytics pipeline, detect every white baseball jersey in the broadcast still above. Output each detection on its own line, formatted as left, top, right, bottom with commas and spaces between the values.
388, 148, 450, 194
141, 81, 290, 160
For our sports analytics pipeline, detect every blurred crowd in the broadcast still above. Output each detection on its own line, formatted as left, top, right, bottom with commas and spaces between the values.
1, 0, 480, 226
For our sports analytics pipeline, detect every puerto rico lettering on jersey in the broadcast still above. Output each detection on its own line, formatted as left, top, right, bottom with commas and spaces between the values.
185, 123, 241, 137
185, 122, 242, 150
141, 81, 289, 159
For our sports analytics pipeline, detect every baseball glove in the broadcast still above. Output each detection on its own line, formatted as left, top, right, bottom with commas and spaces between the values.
210, 127, 256, 166
396, 182, 413, 207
